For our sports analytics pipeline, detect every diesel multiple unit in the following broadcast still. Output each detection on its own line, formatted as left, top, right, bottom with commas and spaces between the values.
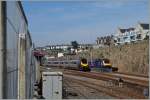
44, 58, 91, 71
89, 58, 118, 72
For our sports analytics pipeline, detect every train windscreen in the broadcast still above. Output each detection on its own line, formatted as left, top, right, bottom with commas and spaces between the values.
103, 59, 110, 63
81, 59, 87, 64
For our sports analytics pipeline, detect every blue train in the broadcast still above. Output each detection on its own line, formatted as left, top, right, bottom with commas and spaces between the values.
88, 58, 118, 72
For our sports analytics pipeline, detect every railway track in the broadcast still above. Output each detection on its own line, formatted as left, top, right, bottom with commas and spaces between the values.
92, 71, 148, 78
64, 74, 147, 99
63, 70, 149, 99
114, 72, 148, 78
63, 77, 91, 99
63, 76, 116, 99
64, 70, 149, 87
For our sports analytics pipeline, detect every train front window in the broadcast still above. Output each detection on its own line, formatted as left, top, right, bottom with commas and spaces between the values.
81, 59, 87, 63
104, 59, 110, 63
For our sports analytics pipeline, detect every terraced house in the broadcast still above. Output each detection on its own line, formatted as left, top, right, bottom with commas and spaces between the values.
96, 35, 114, 47
114, 22, 149, 45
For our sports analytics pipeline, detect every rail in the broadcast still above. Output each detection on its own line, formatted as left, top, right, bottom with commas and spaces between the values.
64, 74, 147, 99
64, 70, 149, 87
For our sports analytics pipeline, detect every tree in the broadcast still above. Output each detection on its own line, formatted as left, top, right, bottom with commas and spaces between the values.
71, 41, 79, 49
67, 47, 71, 51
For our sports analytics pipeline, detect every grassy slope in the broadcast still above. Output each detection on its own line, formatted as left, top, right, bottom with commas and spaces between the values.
78, 40, 149, 75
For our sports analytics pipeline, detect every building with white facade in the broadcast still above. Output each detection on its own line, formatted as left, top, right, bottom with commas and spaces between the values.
114, 22, 149, 45
96, 35, 114, 46
135, 22, 149, 40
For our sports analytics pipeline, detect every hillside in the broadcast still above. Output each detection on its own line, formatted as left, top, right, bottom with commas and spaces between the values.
77, 40, 149, 75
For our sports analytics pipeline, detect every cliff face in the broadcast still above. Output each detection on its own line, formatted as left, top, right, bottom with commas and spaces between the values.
90, 40, 149, 75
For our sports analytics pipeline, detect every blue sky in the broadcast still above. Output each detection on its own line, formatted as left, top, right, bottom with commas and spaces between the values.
22, 0, 149, 47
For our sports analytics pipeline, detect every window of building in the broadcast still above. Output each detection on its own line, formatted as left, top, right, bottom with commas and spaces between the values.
118, 38, 120, 42
137, 34, 142, 39
130, 36, 135, 40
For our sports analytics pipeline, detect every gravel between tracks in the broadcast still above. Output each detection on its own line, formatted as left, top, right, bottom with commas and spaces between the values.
63, 76, 115, 99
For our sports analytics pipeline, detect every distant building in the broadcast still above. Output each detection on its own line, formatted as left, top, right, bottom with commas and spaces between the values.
114, 27, 135, 45
96, 35, 114, 46
57, 53, 64, 58
43, 44, 71, 51
35, 43, 94, 57
79, 44, 93, 50
135, 22, 149, 40
114, 22, 149, 45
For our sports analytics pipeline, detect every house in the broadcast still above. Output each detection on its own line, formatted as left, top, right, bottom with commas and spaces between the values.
115, 27, 135, 45
96, 35, 114, 46
114, 22, 149, 45
135, 22, 149, 40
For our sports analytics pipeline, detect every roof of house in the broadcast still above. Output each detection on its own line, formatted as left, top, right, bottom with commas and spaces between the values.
140, 23, 149, 30
119, 28, 135, 33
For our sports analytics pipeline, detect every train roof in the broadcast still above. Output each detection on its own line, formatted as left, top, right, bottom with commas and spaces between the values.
47, 60, 80, 62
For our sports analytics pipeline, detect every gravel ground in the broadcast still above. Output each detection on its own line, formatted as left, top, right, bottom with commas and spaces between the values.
43, 67, 115, 99
63, 77, 115, 99
41, 67, 148, 99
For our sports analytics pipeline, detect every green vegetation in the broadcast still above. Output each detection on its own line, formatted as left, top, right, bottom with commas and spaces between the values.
71, 41, 79, 50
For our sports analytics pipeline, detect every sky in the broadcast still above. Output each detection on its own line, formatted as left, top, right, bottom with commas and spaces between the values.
22, 0, 149, 47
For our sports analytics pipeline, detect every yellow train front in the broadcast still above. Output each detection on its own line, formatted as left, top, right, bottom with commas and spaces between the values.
79, 58, 91, 71
44, 58, 91, 72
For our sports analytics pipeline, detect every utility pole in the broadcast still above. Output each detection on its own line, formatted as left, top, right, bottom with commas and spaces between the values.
90, 47, 93, 66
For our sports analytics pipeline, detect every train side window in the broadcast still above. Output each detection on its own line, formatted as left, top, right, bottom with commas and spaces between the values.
71, 62, 76, 64
54, 62, 58, 64
81, 59, 87, 63
73, 62, 77, 64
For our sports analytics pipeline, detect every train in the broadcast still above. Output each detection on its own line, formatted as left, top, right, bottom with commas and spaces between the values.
43, 57, 118, 72
44, 58, 91, 71
89, 58, 118, 72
